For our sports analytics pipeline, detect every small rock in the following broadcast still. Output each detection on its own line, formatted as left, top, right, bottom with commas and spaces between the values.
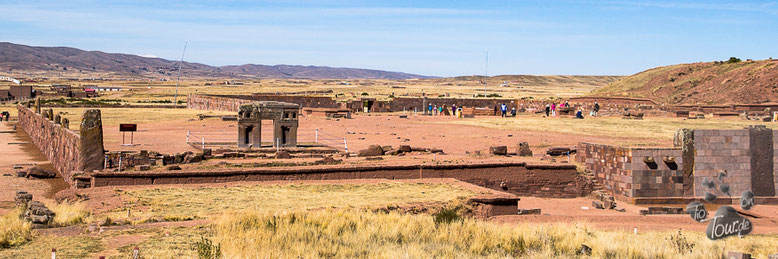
578, 244, 592, 256
489, 146, 508, 156
137, 165, 150, 171
26, 166, 56, 178
358, 145, 384, 157
517, 142, 533, 157
366, 157, 383, 161
274, 151, 292, 159
166, 165, 182, 170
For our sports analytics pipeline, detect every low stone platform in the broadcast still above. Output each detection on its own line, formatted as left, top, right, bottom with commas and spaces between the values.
89, 162, 592, 198
467, 194, 520, 218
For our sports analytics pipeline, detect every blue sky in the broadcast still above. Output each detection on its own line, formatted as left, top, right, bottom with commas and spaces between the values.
2, 0, 777, 77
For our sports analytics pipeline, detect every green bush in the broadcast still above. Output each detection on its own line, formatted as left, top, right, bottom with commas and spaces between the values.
193, 236, 222, 259
433, 208, 461, 226
726, 57, 741, 63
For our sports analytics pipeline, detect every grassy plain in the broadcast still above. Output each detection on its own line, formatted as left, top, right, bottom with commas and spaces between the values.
104, 182, 476, 222
444, 115, 774, 146
209, 210, 778, 258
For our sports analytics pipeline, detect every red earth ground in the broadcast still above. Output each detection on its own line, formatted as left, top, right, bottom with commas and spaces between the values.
1, 113, 776, 246
100, 113, 668, 156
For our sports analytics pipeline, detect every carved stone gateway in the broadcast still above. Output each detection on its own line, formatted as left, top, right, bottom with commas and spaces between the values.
237, 101, 300, 148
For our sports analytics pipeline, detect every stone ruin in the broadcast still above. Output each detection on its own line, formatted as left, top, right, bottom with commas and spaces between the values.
15, 191, 55, 228
237, 101, 300, 148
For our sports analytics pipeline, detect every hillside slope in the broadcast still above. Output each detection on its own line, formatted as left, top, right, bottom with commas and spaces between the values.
0, 42, 429, 79
592, 59, 778, 105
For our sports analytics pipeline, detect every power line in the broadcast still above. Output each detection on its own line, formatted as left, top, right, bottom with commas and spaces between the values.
174, 41, 188, 106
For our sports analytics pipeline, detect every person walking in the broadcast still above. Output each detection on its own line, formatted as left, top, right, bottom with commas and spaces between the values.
593, 102, 600, 117
428, 103, 433, 115
500, 103, 507, 117
452, 104, 457, 116
545, 104, 550, 117
551, 103, 556, 116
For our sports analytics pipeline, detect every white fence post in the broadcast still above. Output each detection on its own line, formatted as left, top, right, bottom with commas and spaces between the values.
315, 129, 319, 143
343, 137, 348, 152
186, 130, 190, 144
201, 137, 205, 150
276, 138, 280, 152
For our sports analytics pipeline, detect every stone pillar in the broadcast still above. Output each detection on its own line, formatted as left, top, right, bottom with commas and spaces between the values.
748, 125, 775, 196
78, 109, 105, 172
54, 114, 61, 125
674, 128, 695, 197
251, 122, 261, 147
34, 98, 41, 114
61, 118, 69, 129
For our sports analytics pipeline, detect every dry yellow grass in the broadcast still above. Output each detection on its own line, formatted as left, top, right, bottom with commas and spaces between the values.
45, 201, 91, 227
443, 115, 774, 146
0, 208, 32, 248
105, 182, 476, 222
46, 107, 232, 131
211, 209, 778, 258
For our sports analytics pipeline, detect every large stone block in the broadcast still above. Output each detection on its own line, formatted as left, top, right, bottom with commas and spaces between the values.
79, 109, 105, 172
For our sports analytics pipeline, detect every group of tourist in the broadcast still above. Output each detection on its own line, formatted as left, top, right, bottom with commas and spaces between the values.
424, 101, 601, 119
427, 103, 464, 117
543, 100, 600, 119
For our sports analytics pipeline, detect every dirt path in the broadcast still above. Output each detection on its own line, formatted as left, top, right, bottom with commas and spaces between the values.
100, 113, 664, 155
493, 196, 778, 234
0, 122, 69, 214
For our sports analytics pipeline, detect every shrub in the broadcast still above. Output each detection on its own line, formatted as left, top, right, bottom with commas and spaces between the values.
361, 92, 369, 96
193, 236, 222, 259
0, 208, 32, 247
433, 208, 461, 226
48, 201, 91, 226
726, 57, 741, 63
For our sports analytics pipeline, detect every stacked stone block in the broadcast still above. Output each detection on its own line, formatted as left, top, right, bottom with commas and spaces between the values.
16, 103, 105, 186
630, 148, 684, 197
693, 129, 752, 196
578, 143, 684, 198
576, 143, 634, 197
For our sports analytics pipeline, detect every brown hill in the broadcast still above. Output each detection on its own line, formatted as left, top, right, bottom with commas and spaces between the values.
0, 42, 430, 79
448, 75, 622, 86
592, 59, 778, 105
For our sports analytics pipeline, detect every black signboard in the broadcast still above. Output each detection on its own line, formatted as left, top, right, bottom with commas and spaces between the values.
119, 124, 137, 132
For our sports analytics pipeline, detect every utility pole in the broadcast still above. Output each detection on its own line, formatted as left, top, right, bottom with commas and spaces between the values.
484, 50, 488, 98
174, 42, 188, 106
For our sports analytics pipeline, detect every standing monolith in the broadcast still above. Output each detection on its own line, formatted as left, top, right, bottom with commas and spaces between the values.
79, 109, 105, 172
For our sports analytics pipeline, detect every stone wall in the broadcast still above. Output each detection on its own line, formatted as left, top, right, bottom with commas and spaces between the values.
581, 126, 778, 200
188, 93, 555, 114
187, 94, 255, 112
577, 143, 684, 198
693, 127, 777, 197
16, 104, 105, 184
692, 129, 752, 196
91, 162, 592, 198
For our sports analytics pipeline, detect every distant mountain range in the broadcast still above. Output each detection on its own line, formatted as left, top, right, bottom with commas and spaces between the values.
0, 42, 431, 79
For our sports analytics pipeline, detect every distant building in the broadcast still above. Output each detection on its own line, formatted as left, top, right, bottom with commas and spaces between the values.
84, 85, 122, 91
10, 85, 34, 99
0, 85, 35, 102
